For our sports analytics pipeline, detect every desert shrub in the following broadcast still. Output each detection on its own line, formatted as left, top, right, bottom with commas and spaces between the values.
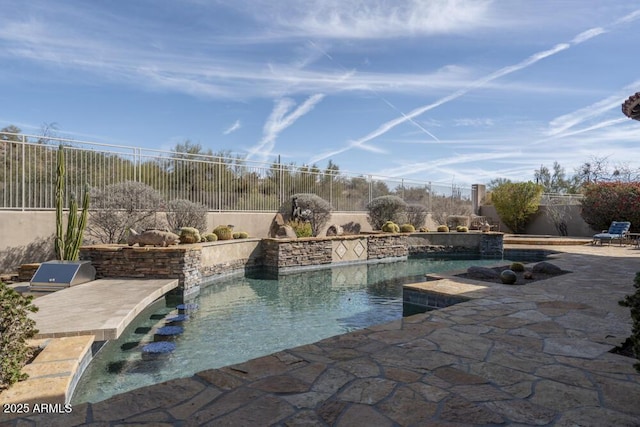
1, 282, 39, 390
213, 225, 233, 240
88, 181, 165, 243
287, 220, 313, 237
619, 272, 640, 372
437, 225, 449, 232
166, 199, 208, 232
405, 204, 428, 229
400, 224, 415, 233
419, 227, 429, 232
278, 193, 333, 236
448, 215, 469, 228
491, 181, 544, 233
179, 227, 201, 244
456, 226, 468, 232
510, 262, 525, 272
366, 195, 408, 230
238, 231, 249, 239
581, 182, 640, 232
381, 221, 400, 233
204, 233, 218, 242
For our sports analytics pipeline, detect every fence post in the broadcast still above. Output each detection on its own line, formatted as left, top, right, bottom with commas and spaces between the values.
21, 134, 25, 211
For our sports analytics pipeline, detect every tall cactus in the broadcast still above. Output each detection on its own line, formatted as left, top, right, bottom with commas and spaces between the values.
54, 145, 65, 260
55, 145, 90, 261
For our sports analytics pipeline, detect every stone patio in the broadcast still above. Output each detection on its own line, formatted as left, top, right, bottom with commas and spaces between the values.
3, 243, 640, 426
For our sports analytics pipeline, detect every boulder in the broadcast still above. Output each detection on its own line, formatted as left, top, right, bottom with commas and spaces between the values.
500, 269, 517, 284
269, 213, 286, 238
466, 266, 500, 280
128, 229, 180, 247
532, 261, 563, 275
326, 224, 344, 237
276, 224, 297, 239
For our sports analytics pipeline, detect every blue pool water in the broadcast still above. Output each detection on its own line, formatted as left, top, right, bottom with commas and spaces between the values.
72, 256, 501, 404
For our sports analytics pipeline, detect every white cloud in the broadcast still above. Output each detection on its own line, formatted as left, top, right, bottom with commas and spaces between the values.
246, 94, 325, 162
259, 0, 495, 39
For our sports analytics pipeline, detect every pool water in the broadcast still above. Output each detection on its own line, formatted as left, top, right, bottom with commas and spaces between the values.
72, 256, 501, 404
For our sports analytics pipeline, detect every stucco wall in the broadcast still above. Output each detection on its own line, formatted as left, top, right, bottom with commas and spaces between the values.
479, 205, 597, 236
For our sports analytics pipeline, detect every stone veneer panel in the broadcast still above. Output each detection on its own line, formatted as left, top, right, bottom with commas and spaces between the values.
366, 234, 409, 259
80, 233, 502, 296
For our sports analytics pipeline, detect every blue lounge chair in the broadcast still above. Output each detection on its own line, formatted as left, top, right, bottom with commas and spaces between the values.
592, 221, 631, 246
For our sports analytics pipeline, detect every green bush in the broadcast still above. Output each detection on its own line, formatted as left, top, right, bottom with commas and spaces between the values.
491, 181, 544, 233
1, 283, 39, 390
619, 272, 640, 372
213, 225, 233, 240
366, 195, 408, 230
400, 224, 415, 233
456, 226, 468, 232
437, 225, 449, 232
232, 232, 249, 239
287, 220, 313, 238
204, 233, 218, 242
510, 262, 525, 272
581, 182, 640, 232
381, 221, 400, 233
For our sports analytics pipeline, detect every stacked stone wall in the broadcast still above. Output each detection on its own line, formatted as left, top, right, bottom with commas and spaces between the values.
262, 239, 332, 269
366, 234, 408, 259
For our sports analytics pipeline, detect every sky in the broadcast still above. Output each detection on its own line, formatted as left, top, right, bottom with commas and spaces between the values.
1, 0, 640, 188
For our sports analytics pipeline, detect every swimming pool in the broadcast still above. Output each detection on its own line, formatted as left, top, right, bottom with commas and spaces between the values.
72, 256, 501, 404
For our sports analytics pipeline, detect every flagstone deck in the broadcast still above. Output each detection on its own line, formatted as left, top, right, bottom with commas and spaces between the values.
4, 244, 640, 426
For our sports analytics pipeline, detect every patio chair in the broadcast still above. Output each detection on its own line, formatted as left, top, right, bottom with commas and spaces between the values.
592, 221, 631, 246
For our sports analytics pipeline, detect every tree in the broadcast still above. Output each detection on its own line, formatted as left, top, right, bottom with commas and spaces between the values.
491, 181, 544, 233
580, 182, 640, 233
534, 161, 572, 193
87, 181, 165, 243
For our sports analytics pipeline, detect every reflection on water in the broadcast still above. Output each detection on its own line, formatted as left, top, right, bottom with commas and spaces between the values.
72, 256, 499, 404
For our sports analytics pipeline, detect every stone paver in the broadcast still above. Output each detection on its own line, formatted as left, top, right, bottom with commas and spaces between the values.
4, 243, 640, 426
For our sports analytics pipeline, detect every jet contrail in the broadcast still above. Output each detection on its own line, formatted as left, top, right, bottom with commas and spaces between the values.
310, 9, 640, 164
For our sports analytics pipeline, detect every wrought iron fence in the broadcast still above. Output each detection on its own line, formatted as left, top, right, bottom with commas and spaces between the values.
0, 132, 472, 213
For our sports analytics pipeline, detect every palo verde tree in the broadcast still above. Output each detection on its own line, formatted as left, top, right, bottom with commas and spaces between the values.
491, 181, 544, 233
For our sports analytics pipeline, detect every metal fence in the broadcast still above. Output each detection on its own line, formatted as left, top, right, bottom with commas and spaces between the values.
0, 132, 472, 212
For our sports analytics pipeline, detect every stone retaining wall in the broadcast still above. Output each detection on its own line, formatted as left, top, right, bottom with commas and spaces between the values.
80, 233, 503, 296
80, 239, 263, 296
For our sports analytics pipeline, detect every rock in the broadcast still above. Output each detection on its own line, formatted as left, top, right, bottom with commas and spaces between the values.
467, 266, 500, 280
276, 224, 297, 239
128, 229, 180, 247
500, 269, 517, 285
532, 261, 563, 275
326, 224, 344, 237
269, 213, 286, 238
